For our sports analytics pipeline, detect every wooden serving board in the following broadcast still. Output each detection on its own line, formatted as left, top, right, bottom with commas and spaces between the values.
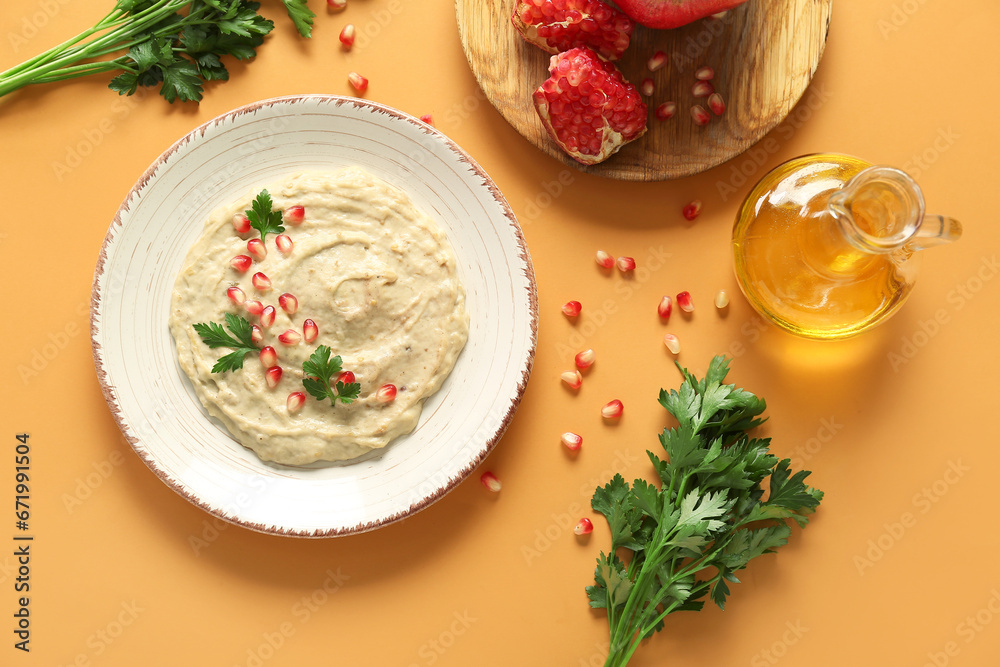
456, 0, 833, 181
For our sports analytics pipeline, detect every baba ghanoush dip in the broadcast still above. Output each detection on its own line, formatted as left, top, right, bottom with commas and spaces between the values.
169, 168, 469, 465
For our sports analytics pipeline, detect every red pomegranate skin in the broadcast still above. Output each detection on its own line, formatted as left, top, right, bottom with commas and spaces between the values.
613, 0, 750, 29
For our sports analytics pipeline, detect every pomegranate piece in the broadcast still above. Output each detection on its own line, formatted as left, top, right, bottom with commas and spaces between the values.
715, 290, 730, 309
692, 80, 714, 98
303, 319, 319, 343
480, 471, 502, 493
691, 105, 711, 126
339, 24, 356, 49
683, 200, 702, 221
419, 114, 434, 126
260, 346, 278, 368
250, 325, 263, 344
286, 392, 306, 414
265, 366, 283, 389
260, 305, 276, 328
244, 300, 264, 316
226, 286, 246, 305
247, 238, 266, 261
575, 348, 596, 369
376, 383, 397, 403
663, 333, 680, 355
230, 255, 252, 273
640, 77, 654, 97
574, 517, 594, 535
232, 213, 251, 234
601, 399, 624, 419
278, 292, 299, 315
348, 72, 368, 93
657, 295, 672, 320
533, 47, 647, 165
561, 370, 583, 389
278, 329, 301, 346
337, 370, 356, 385
654, 102, 676, 120
708, 92, 726, 116
595, 250, 614, 269
275, 234, 294, 254
561, 432, 583, 451
616, 256, 636, 272
695, 66, 715, 81
676, 291, 694, 313
326, 0, 347, 10
511, 0, 633, 62
562, 300, 582, 318
613, 0, 750, 29
647, 50, 667, 72
252, 272, 272, 292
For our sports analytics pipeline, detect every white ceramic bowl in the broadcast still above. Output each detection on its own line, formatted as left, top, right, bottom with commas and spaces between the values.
91, 96, 537, 537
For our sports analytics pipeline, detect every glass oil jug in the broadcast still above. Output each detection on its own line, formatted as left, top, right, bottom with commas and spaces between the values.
732, 154, 961, 340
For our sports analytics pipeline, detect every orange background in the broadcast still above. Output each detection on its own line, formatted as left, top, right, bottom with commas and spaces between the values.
2, 1, 1000, 665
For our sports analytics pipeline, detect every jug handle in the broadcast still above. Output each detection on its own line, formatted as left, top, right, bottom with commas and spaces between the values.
909, 214, 962, 250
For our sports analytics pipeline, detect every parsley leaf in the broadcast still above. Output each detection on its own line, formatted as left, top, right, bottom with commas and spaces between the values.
245, 190, 285, 243
588, 356, 824, 666
282, 0, 316, 38
192, 312, 257, 373
301, 346, 361, 406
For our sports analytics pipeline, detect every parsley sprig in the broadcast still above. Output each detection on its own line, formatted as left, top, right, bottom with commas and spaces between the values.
245, 190, 285, 242
0, 0, 315, 103
192, 312, 257, 373
302, 346, 361, 406
587, 356, 823, 667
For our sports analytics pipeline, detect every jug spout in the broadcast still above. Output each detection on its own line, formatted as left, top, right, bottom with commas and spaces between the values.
827, 165, 960, 254
910, 214, 962, 250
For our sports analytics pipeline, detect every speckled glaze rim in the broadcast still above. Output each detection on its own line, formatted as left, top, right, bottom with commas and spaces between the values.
90, 95, 538, 537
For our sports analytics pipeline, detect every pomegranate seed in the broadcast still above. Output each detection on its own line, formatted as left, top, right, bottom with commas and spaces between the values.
303, 319, 318, 343
265, 366, 283, 389
284, 206, 305, 225
275, 234, 293, 254
480, 471, 502, 492
348, 72, 368, 93
595, 250, 614, 269
247, 238, 266, 261
695, 66, 715, 81
640, 77, 654, 97
657, 296, 673, 320
561, 432, 583, 451
562, 300, 582, 318
655, 102, 676, 120
616, 256, 636, 273
676, 291, 694, 313
419, 114, 434, 126
287, 391, 306, 413
232, 213, 251, 234
260, 305, 276, 328
601, 399, 624, 419
337, 370, 356, 385
250, 324, 263, 344
708, 92, 726, 116
230, 255, 252, 273
561, 370, 583, 390
226, 286, 246, 305
278, 293, 299, 315
691, 105, 710, 126
278, 329, 301, 346
260, 346, 278, 368
663, 334, 681, 355
375, 383, 397, 403
252, 272, 272, 292
574, 518, 594, 535
244, 300, 264, 316
339, 24, 356, 49
647, 51, 667, 72
683, 200, 702, 221
715, 290, 730, 309
692, 81, 715, 98
326, 0, 347, 10
575, 349, 596, 369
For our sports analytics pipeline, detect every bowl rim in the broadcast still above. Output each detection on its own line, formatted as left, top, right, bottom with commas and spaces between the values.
89, 94, 538, 537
